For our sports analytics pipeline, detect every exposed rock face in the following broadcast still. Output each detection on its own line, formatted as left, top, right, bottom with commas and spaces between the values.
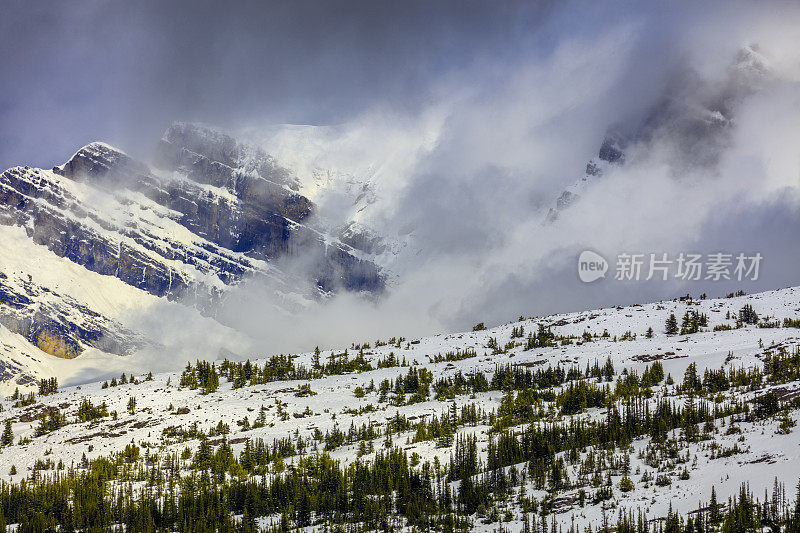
3, 162, 210, 306
597, 137, 625, 164
555, 190, 578, 211
338, 221, 387, 256
48, 133, 384, 296
544, 134, 625, 224
0, 124, 384, 361
152, 123, 383, 293
156, 122, 301, 191
0, 270, 140, 359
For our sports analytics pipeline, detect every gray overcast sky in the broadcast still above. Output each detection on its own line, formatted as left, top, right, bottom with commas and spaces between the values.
0, 0, 560, 170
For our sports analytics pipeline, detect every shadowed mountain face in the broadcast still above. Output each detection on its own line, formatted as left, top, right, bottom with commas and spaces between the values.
0, 124, 383, 366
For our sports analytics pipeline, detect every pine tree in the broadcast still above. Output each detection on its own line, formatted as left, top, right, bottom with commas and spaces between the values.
1, 420, 12, 446
739, 304, 759, 325
709, 485, 720, 524
665, 314, 679, 335
313, 346, 322, 370
682, 363, 700, 392
680, 311, 693, 335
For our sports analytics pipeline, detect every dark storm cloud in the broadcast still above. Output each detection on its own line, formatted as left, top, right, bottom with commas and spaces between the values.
0, 0, 555, 171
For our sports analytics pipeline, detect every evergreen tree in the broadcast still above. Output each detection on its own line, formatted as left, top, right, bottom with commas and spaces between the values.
740, 304, 759, 325
665, 313, 679, 335
1, 420, 12, 446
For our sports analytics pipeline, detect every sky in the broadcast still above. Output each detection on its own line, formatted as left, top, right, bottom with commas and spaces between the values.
3, 1, 800, 359
0, 0, 555, 171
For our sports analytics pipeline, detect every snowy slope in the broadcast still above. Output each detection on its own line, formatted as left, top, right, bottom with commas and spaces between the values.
0, 222, 257, 394
1, 286, 798, 530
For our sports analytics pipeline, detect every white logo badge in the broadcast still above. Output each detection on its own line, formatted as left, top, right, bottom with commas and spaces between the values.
578, 250, 608, 283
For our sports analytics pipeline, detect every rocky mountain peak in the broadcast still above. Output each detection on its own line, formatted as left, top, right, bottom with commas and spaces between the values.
53, 142, 146, 185
157, 122, 301, 193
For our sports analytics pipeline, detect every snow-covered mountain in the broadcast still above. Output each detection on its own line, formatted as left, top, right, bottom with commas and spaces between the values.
0, 124, 386, 391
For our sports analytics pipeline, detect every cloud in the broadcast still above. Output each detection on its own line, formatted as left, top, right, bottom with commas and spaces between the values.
0, 0, 555, 170
242, 1, 800, 338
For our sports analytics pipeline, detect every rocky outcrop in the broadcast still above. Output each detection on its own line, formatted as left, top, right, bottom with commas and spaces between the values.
2, 163, 211, 306
544, 134, 625, 224
597, 137, 625, 164
0, 271, 139, 359
338, 221, 387, 256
